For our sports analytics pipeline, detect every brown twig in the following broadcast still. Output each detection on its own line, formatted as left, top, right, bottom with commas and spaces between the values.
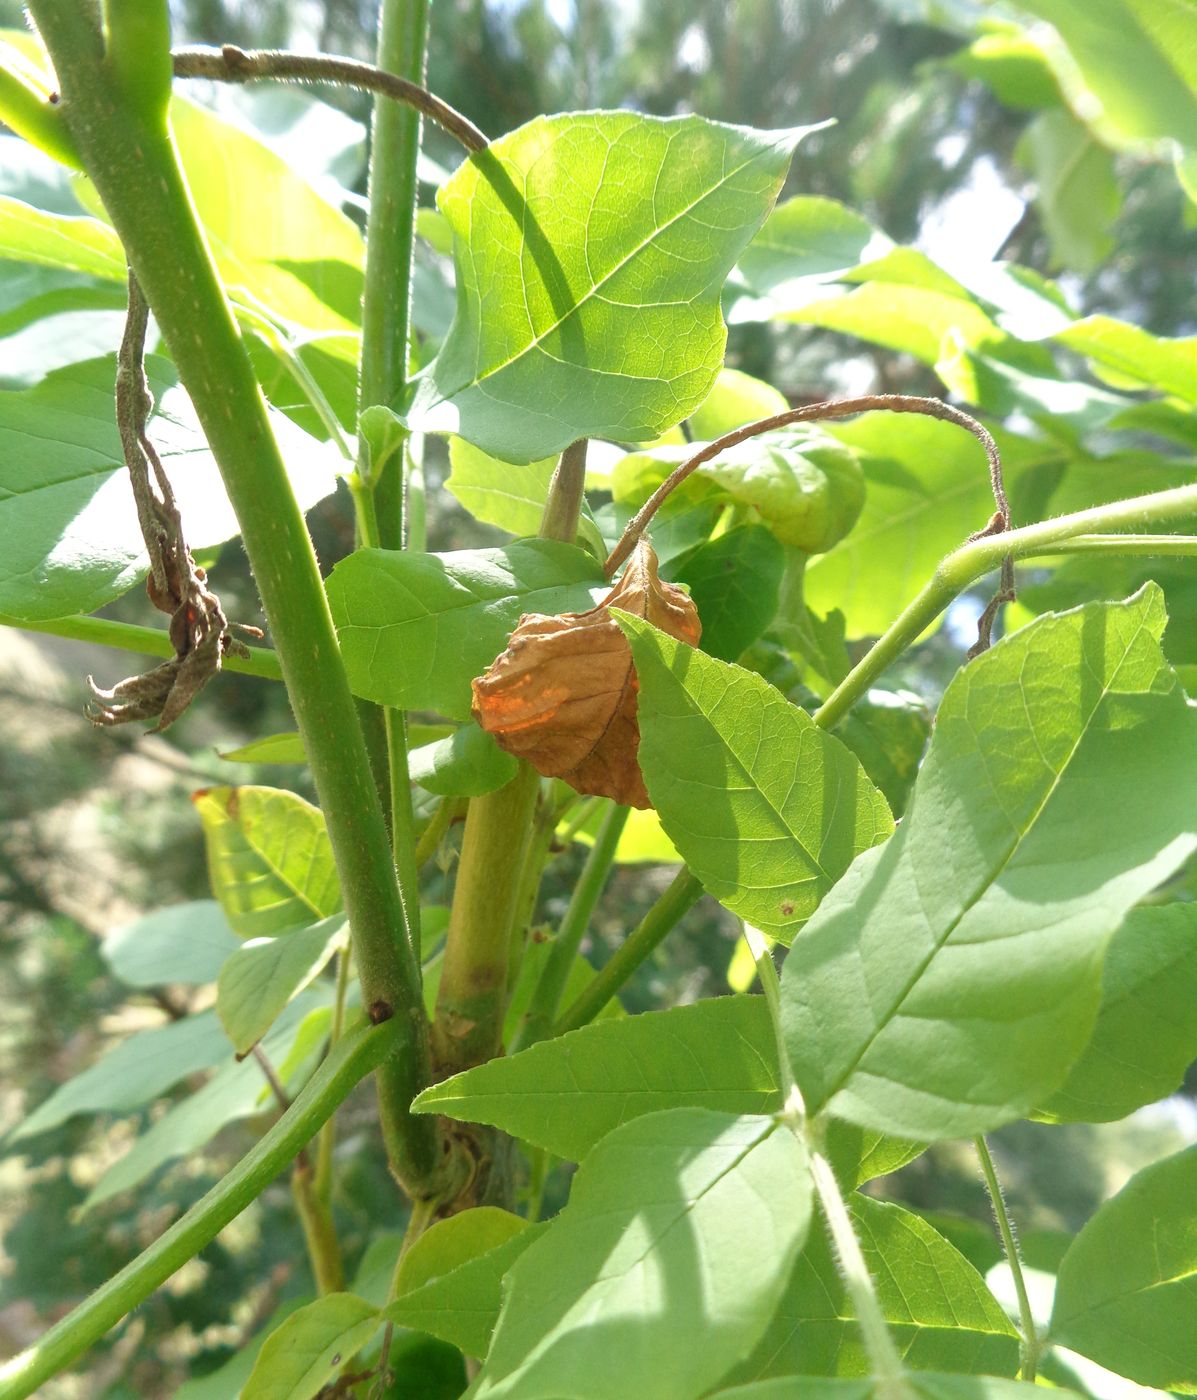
604, 393, 1014, 655
171, 45, 488, 154
88, 272, 260, 730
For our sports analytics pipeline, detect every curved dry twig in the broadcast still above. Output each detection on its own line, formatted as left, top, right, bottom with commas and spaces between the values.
604, 393, 1014, 655
171, 45, 488, 154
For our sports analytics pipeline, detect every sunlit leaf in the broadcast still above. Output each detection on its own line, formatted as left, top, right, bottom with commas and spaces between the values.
782, 588, 1197, 1140
406, 112, 812, 461
242, 1293, 380, 1400
618, 614, 893, 940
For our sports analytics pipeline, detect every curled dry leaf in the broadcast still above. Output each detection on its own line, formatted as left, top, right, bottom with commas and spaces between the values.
472, 539, 701, 808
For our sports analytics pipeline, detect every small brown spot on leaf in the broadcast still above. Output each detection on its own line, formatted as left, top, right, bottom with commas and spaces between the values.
780, 900, 795, 917
472, 540, 700, 808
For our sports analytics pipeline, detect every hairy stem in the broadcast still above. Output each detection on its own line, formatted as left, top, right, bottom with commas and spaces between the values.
171, 44, 486, 152
27, 0, 445, 1198
976, 1135, 1040, 1381
0, 1021, 396, 1400
554, 868, 704, 1035
808, 1146, 914, 1400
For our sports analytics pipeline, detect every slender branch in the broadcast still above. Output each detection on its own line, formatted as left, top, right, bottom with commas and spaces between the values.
314, 949, 354, 1202
0, 613, 282, 681
812, 480, 1197, 731
28, 0, 446, 1199
741, 923, 793, 1103
604, 395, 1010, 579
511, 803, 629, 1053
976, 1136, 1040, 1381
292, 1159, 346, 1296
171, 45, 487, 153
553, 868, 704, 1035
414, 796, 460, 868
808, 1146, 915, 1400
0, 1021, 396, 1400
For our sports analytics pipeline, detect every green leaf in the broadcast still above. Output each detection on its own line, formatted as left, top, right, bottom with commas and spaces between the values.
823, 1120, 925, 1190
445, 436, 605, 556
504, 933, 624, 1042
720, 1197, 1018, 1385
377, 1208, 537, 1360
688, 367, 789, 439
219, 732, 307, 765
943, 29, 1064, 110
0, 197, 125, 280
565, 802, 682, 865
327, 541, 604, 721
781, 588, 1197, 1140
804, 413, 1063, 639
82, 994, 328, 1211
833, 688, 931, 818
1019, 109, 1120, 274
1038, 903, 1197, 1122
242, 1293, 380, 1400
8, 1008, 232, 1143
1051, 1143, 1197, 1391
409, 722, 519, 797
613, 426, 865, 555
194, 787, 341, 940
1015, 0, 1197, 154
617, 614, 893, 941
713, 1376, 1076, 1400
405, 112, 811, 462
217, 915, 348, 1056
731, 196, 890, 314
0, 354, 339, 620
385, 1215, 548, 1361
472, 1109, 811, 1400
674, 524, 785, 661
1052, 315, 1197, 402
103, 899, 241, 987
175, 1302, 308, 1400
414, 997, 783, 1160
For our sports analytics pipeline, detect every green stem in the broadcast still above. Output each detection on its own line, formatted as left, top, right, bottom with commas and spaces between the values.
747, 929, 910, 1397
0, 48, 81, 167
975, 1135, 1040, 1381
432, 763, 542, 1073
291, 1159, 345, 1295
554, 868, 704, 1035
0, 1020, 395, 1400
813, 484, 1197, 731
511, 803, 629, 1053
0, 613, 282, 681
539, 440, 588, 542
314, 950, 354, 1203
28, 0, 443, 1198
741, 922, 793, 1104
414, 795, 460, 868
505, 781, 558, 993
808, 1145, 914, 1400
356, 0, 433, 954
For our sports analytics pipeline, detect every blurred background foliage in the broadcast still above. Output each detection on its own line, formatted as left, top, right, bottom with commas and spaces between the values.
1, 0, 1195, 1394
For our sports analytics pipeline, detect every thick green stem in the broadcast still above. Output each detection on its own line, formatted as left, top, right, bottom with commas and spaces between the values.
554, 868, 704, 1035
976, 1135, 1040, 1381
0, 1021, 395, 1400
432, 763, 542, 1073
813, 483, 1197, 731
27, 1, 443, 1198
511, 803, 629, 1052
539, 440, 588, 542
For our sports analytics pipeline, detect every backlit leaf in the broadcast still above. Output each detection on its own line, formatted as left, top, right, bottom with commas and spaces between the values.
242, 1293, 380, 1400
406, 112, 811, 461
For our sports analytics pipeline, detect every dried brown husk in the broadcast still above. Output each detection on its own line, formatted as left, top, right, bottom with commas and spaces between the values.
472, 540, 701, 808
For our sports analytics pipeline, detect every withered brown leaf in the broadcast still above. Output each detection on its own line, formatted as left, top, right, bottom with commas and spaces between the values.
472, 539, 701, 808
